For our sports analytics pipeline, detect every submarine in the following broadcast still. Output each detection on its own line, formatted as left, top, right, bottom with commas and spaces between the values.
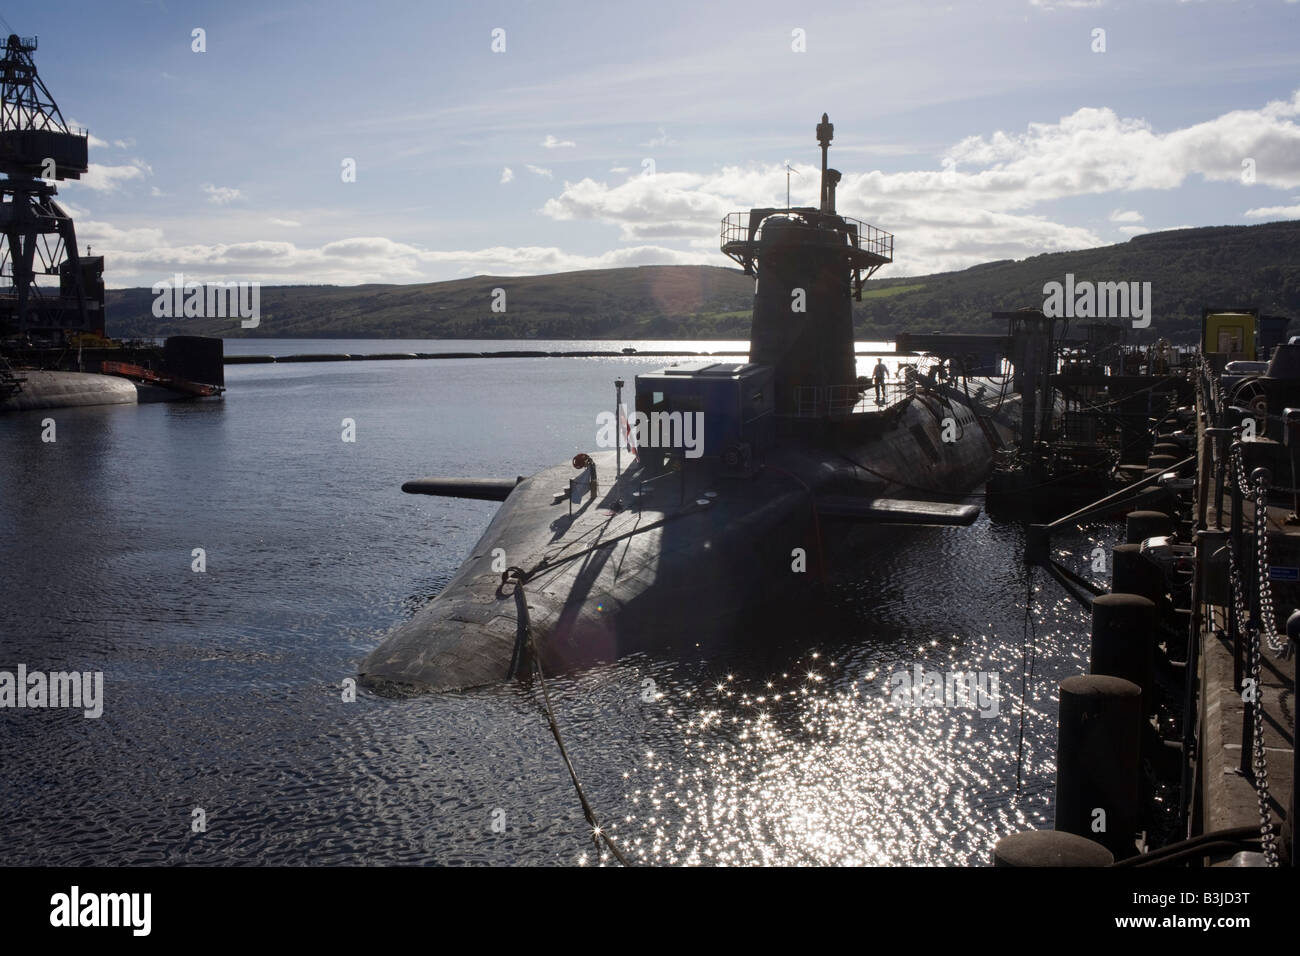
360, 114, 1024, 696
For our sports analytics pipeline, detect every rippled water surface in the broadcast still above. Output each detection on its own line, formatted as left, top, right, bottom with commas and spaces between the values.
0, 340, 1114, 865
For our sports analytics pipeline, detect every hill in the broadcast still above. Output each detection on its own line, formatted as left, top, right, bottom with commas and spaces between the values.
105, 220, 1300, 341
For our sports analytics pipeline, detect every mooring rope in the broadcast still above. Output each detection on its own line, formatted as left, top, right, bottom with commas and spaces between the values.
1015, 563, 1037, 793
512, 494, 708, 585
501, 566, 632, 866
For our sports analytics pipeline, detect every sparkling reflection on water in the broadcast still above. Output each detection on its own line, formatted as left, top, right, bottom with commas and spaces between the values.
0, 341, 1114, 865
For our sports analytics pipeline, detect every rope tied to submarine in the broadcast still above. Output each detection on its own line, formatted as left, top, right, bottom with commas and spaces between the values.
508, 493, 712, 587
1015, 563, 1036, 794
500, 566, 632, 866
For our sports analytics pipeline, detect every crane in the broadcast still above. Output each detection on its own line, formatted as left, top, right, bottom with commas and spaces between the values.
0, 32, 102, 340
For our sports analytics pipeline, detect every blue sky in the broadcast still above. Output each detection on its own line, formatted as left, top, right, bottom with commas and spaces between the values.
7, 0, 1300, 286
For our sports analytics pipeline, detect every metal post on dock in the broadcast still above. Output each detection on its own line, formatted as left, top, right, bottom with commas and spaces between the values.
1054, 674, 1142, 859
1208, 428, 1233, 531
615, 379, 624, 479
1284, 409, 1300, 521
1197, 423, 1212, 534
991, 829, 1113, 867
1090, 594, 1157, 714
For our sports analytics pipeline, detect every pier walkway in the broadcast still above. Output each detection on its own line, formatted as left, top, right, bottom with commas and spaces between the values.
1190, 361, 1295, 864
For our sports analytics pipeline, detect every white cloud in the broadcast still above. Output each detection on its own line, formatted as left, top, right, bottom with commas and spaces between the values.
538, 164, 1106, 273
543, 171, 732, 239
538, 92, 1300, 273
542, 134, 576, 149
202, 184, 243, 204
268, 218, 302, 227
642, 127, 673, 148
66, 119, 132, 152
500, 166, 515, 184
78, 220, 168, 251
1245, 202, 1300, 219
941, 93, 1300, 195
78, 162, 149, 192
96, 232, 712, 287
79, 90, 1300, 286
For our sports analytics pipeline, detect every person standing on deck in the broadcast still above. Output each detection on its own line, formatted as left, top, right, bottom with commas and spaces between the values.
872, 358, 889, 403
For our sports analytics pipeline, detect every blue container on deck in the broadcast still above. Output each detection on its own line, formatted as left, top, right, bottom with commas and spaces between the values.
634, 362, 774, 472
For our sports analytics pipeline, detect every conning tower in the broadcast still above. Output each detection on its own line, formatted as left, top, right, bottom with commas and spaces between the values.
721, 113, 892, 416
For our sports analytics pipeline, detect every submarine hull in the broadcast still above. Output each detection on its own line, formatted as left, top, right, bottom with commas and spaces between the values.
0, 370, 140, 412
0, 369, 220, 412
360, 386, 1020, 694
359, 113, 1031, 695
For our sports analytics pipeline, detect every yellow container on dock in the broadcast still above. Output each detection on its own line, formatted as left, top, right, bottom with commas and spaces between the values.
1202, 310, 1257, 360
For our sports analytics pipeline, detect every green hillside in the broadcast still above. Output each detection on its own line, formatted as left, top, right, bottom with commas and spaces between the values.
105, 220, 1300, 342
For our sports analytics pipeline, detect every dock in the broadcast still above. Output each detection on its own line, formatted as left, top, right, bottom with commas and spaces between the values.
995, 336, 1296, 867
1187, 359, 1295, 861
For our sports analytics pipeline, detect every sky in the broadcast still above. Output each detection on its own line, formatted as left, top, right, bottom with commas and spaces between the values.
5, 0, 1300, 287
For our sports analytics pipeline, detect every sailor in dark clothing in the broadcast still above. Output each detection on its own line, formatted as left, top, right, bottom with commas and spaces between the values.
872, 359, 889, 403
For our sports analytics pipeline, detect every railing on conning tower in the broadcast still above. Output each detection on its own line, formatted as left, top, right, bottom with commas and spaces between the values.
720, 210, 894, 298
792, 377, 917, 418
719, 211, 894, 265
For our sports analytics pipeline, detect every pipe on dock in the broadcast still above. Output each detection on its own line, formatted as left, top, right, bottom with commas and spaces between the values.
1043, 460, 1190, 533
992, 829, 1114, 867
1193, 530, 1231, 605
1054, 674, 1142, 858
1090, 593, 1157, 713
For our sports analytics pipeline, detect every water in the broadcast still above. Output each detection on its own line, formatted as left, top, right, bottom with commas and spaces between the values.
0, 339, 1112, 865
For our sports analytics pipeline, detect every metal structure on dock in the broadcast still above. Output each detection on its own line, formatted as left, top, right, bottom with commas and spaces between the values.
903, 313, 1198, 514
996, 329, 1296, 868
0, 33, 102, 340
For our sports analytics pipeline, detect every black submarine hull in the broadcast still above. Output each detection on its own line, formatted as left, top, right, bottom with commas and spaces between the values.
359, 384, 1020, 695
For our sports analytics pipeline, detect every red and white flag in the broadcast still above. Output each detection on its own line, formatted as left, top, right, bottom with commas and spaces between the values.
619, 404, 638, 457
